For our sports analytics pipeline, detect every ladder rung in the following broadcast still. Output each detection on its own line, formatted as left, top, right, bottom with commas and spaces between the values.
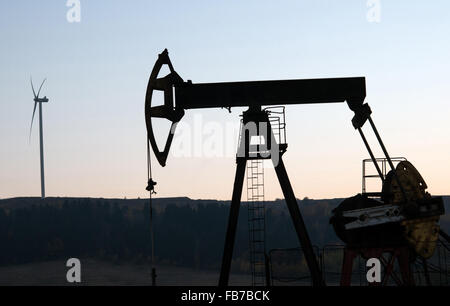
251, 260, 266, 264
247, 158, 266, 283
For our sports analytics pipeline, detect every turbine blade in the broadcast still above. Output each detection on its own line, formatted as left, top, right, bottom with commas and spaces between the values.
37, 78, 46, 97
30, 77, 37, 99
29, 101, 38, 142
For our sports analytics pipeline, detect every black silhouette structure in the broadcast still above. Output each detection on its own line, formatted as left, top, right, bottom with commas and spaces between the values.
145, 49, 446, 286
30, 78, 49, 199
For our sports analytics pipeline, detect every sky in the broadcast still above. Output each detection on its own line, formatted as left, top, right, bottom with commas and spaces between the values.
0, 1, 449, 201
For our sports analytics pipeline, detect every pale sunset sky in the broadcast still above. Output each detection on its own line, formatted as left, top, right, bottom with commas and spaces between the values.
1, 1, 449, 200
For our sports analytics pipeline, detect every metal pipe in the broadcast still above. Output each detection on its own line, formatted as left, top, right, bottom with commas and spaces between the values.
358, 128, 384, 182
368, 116, 407, 201
219, 158, 247, 286
368, 117, 395, 172
362, 160, 365, 193
273, 158, 325, 286
439, 229, 450, 244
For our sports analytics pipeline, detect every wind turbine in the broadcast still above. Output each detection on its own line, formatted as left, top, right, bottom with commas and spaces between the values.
30, 77, 49, 199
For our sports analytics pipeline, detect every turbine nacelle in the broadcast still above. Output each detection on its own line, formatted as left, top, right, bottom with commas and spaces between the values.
34, 96, 49, 103
30, 77, 49, 138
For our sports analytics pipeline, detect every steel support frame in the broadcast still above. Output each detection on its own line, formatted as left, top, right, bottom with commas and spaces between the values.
340, 246, 415, 286
357, 116, 408, 201
218, 109, 324, 287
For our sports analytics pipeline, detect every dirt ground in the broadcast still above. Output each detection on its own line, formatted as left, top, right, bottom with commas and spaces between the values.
0, 259, 251, 286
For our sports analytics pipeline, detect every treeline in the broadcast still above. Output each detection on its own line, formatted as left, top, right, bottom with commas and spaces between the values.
0, 197, 447, 270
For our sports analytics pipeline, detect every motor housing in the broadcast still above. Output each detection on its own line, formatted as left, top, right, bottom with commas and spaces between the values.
330, 161, 444, 259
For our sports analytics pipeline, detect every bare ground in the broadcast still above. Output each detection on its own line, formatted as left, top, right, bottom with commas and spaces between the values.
0, 259, 251, 286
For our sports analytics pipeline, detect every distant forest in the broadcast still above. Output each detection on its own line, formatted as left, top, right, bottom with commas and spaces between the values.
0, 196, 448, 271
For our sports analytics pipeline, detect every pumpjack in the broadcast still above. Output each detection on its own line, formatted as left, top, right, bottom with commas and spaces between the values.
145, 49, 446, 286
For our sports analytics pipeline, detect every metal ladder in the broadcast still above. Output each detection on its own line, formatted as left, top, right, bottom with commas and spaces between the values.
246, 159, 266, 286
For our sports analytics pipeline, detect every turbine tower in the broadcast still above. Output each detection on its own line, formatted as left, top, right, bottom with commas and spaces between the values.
30, 78, 49, 199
